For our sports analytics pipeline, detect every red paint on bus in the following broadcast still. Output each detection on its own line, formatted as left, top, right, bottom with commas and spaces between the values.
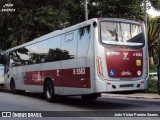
24, 67, 91, 88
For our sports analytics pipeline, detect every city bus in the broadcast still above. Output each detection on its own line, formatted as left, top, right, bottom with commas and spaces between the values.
0, 18, 148, 102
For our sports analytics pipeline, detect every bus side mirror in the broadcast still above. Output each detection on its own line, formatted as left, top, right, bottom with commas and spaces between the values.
0, 53, 6, 65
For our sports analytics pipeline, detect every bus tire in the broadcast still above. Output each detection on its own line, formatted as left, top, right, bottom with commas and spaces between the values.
44, 80, 57, 102
81, 93, 100, 101
10, 79, 16, 94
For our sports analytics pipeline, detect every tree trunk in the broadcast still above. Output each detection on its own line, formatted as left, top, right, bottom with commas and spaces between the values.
150, 57, 154, 65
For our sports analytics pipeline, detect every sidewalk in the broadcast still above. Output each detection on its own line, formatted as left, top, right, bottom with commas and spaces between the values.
102, 93, 160, 100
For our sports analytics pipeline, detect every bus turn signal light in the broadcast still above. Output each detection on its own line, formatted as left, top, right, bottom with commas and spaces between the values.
97, 57, 103, 78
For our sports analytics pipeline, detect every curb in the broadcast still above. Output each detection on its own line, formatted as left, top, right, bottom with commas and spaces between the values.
102, 93, 160, 100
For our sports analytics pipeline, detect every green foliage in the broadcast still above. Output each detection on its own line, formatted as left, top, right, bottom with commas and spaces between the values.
147, 17, 160, 65
150, 0, 160, 10
149, 64, 157, 73
0, 0, 144, 50
89, 0, 144, 21
148, 64, 158, 93
148, 79, 157, 93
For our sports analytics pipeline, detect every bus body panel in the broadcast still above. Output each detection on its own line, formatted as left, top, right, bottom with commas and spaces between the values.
94, 18, 148, 93
4, 18, 96, 96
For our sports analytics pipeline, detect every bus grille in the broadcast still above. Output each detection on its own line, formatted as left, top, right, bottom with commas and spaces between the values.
120, 84, 134, 88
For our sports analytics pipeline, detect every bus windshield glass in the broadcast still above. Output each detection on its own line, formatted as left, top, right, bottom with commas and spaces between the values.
100, 21, 144, 46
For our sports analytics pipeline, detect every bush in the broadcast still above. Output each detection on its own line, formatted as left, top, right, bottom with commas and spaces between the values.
149, 64, 157, 73
147, 64, 158, 93
147, 79, 157, 93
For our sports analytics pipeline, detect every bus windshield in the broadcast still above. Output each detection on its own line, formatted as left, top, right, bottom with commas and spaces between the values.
100, 21, 144, 46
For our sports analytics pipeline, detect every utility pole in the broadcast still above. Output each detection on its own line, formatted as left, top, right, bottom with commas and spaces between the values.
144, 0, 147, 27
84, 0, 88, 20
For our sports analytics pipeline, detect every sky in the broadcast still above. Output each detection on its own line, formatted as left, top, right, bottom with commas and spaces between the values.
147, 6, 160, 16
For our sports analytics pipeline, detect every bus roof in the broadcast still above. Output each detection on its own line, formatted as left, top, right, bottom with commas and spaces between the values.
4, 18, 142, 53
5, 18, 98, 53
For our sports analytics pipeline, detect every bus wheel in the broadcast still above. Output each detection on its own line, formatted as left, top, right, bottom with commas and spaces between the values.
81, 93, 100, 101
10, 80, 16, 94
44, 81, 57, 102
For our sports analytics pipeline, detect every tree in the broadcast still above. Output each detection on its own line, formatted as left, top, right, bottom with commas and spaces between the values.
88, 0, 144, 21
147, 17, 160, 65
150, 0, 160, 10
0, 0, 145, 50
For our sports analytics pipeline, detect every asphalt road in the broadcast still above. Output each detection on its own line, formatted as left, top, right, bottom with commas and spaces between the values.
0, 89, 160, 120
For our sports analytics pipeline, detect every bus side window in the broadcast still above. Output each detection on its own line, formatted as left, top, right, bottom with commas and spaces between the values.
37, 40, 49, 63
61, 30, 78, 60
77, 25, 91, 58
10, 50, 21, 67
17, 47, 29, 66
47, 36, 61, 62
25, 44, 38, 64
65, 32, 74, 42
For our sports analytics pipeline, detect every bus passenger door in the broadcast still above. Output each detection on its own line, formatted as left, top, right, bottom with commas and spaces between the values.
0, 64, 4, 85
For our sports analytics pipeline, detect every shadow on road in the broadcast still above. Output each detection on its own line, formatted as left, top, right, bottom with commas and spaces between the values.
0, 87, 151, 111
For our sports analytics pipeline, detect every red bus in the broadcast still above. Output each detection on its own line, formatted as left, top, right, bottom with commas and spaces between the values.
0, 18, 148, 102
